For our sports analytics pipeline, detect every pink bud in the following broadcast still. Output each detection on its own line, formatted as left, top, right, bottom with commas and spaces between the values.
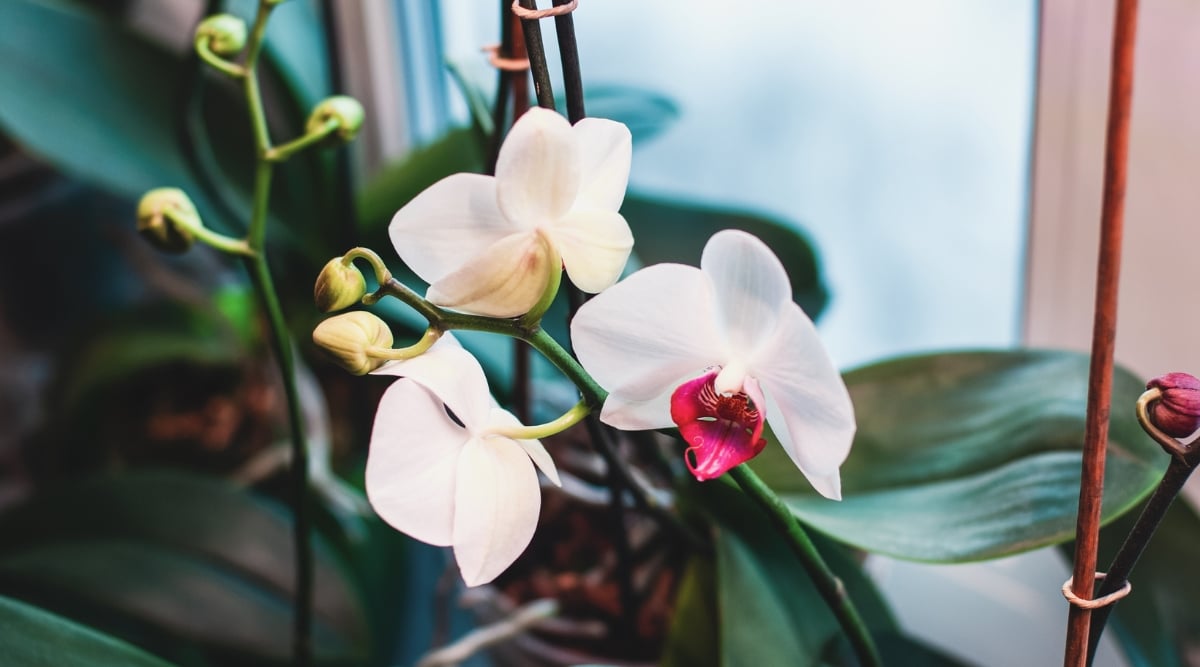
1147, 372, 1200, 438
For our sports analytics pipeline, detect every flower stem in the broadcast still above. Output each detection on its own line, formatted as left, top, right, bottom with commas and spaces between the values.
266, 117, 340, 162
237, 3, 312, 664
488, 400, 590, 440
1084, 390, 1199, 664
550, 0, 585, 123
162, 208, 256, 257
728, 465, 882, 667
515, 1, 556, 109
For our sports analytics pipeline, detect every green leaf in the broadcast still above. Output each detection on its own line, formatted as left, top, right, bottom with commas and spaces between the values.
0, 594, 176, 667
1060, 492, 1200, 666
752, 350, 1163, 562
0, 0, 207, 201
679, 480, 896, 667
660, 556, 719, 667
0, 471, 369, 665
557, 85, 681, 145
621, 196, 829, 321
356, 127, 486, 233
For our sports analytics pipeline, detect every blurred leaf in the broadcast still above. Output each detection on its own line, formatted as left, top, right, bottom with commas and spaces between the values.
621, 196, 828, 321
357, 127, 486, 233
1059, 491, 1200, 666
674, 480, 896, 667
659, 556, 718, 667
751, 350, 1162, 562
0, 594, 175, 667
559, 85, 680, 145
0, 0, 244, 223
0, 471, 369, 665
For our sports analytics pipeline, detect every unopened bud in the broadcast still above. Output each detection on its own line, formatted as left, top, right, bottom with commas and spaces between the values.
313, 311, 393, 375
1147, 372, 1200, 438
307, 96, 365, 143
314, 257, 367, 313
137, 188, 199, 254
195, 14, 247, 56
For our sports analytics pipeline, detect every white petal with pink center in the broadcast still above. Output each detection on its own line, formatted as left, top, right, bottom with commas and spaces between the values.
571, 230, 855, 500
366, 337, 559, 586
389, 107, 634, 317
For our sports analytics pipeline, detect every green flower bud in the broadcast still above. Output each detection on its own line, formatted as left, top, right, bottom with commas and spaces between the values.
313, 311, 394, 375
136, 188, 199, 254
195, 14, 247, 56
314, 257, 367, 313
307, 96, 365, 143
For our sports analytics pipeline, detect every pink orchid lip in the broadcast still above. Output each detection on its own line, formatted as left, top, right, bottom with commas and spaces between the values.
670, 369, 767, 481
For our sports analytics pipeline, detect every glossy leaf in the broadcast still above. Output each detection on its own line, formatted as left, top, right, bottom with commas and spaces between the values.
751, 350, 1162, 562
620, 196, 829, 321
0, 594, 175, 667
659, 557, 719, 667
669, 480, 896, 666
0, 471, 369, 665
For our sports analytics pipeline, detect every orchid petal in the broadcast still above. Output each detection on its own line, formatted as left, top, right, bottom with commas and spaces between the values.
365, 380, 464, 546
488, 408, 561, 486
571, 118, 632, 211
495, 108, 580, 225
701, 229, 793, 357
670, 371, 767, 481
452, 436, 541, 586
372, 337, 490, 430
572, 263, 724, 429
754, 305, 855, 501
548, 209, 634, 293
426, 231, 554, 318
388, 174, 516, 284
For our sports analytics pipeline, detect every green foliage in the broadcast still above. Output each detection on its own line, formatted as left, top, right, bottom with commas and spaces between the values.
0, 471, 369, 666
0, 594, 176, 667
752, 350, 1162, 562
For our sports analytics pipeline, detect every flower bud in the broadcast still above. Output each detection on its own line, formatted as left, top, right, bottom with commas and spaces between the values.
136, 188, 199, 254
314, 257, 367, 313
313, 311, 394, 375
307, 96, 365, 143
1147, 372, 1200, 438
195, 14, 247, 56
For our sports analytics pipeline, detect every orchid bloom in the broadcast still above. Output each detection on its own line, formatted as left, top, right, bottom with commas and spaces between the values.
571, 230, 855, 500
365, 337, 560, 586
389, 107, 634, 318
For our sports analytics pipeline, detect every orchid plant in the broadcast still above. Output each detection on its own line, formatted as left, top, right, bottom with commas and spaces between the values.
3, 1, 1199, 666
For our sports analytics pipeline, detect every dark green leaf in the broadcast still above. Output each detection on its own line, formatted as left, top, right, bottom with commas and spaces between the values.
682, 480, 897, 666
0, 594, 176, 667
659, 556, 719, 667
621, 196, 828, 321
0, 471, 369, 665
752, 350, 1162, 562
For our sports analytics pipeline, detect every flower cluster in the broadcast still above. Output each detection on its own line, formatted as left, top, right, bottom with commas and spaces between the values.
314, 108, 855, 585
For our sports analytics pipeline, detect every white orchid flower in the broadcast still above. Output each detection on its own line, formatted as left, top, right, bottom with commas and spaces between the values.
365, 336, 560, 586
570, 230, 855, 500
389, 107, 634, 318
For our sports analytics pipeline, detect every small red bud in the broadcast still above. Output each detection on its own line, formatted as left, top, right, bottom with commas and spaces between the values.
1147, 372, 1200, 438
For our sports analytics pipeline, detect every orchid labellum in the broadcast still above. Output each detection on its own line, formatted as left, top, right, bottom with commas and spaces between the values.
365, 337, 560, 585
389, 107, 634, 318
571, 230, 855, 500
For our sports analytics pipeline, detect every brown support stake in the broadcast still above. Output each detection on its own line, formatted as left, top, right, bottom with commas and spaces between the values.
1062, 1, 1139, 665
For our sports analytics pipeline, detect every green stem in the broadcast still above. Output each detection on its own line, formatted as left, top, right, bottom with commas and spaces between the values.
237, 4, 311, 665
488, 400, 589, 440
163, 208, 256, 257
728, 466, 881, 667
267, 117, 340, 163
195, 39, 246, 78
